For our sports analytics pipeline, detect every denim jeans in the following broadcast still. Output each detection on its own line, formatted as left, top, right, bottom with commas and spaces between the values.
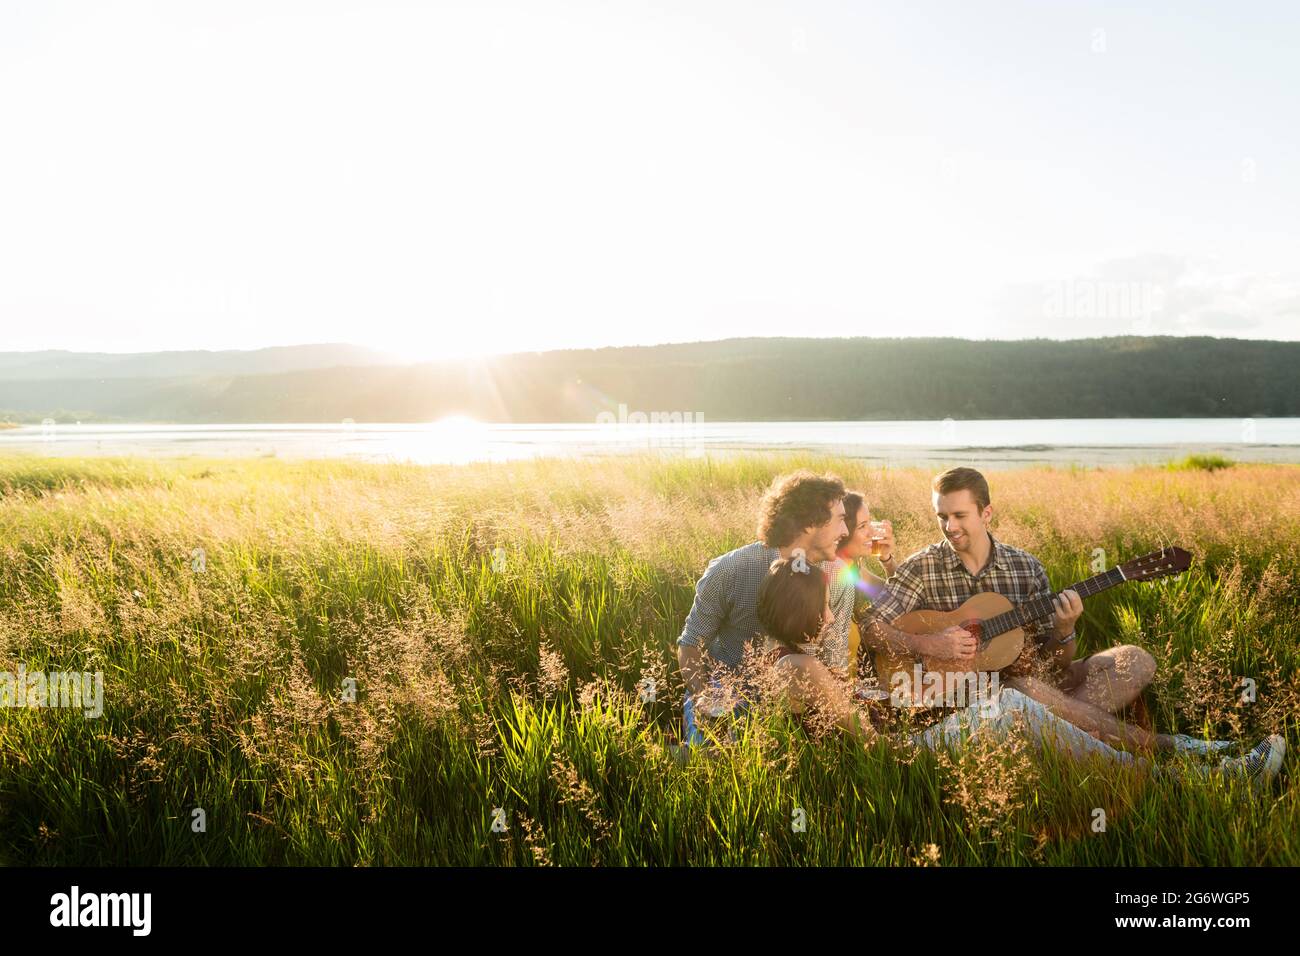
682, 677, 753, 747
912, 687, 1138, 765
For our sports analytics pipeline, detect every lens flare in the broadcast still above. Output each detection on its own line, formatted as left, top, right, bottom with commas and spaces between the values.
837, 559, 887, 601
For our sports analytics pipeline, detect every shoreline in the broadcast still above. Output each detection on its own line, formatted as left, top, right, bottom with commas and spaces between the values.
1, 440, 1299, 470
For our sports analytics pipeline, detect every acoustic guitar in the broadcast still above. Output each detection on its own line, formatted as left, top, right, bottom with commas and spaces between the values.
871, 547, 1192, 697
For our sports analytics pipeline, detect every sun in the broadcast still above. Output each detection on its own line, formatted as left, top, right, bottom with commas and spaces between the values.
428, 414, 480, 429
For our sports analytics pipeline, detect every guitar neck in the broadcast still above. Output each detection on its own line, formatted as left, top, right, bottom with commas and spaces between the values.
983, 567, 1127, 638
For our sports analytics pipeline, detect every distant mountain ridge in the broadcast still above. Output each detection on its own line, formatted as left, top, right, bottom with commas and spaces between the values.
0, 336, 1297, 423
0, 343, 403, 380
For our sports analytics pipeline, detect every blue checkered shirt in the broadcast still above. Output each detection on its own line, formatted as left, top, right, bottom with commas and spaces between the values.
677, 541, 854, 673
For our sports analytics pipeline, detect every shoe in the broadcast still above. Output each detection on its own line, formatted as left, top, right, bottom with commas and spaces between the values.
1170, 733, 1237, 756
1218, 735, 1286, 786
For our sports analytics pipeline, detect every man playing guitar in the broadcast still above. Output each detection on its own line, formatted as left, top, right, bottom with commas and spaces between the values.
863, 467, 1232, 755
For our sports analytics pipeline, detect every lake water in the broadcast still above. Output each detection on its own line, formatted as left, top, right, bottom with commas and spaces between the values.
3, 419, 1299, 468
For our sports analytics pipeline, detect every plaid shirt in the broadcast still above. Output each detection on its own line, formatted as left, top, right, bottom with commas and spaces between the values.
678, 542, 854, 674
866, 533, 1058, 646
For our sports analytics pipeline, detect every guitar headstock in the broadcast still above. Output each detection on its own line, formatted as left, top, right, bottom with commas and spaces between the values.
1119, 546, 1192, 582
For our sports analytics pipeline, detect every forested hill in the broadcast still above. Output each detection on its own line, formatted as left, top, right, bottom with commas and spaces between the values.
0, 336, 1296, 423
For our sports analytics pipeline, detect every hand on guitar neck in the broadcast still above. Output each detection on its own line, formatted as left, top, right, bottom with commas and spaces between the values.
1049, 589, 1084, 641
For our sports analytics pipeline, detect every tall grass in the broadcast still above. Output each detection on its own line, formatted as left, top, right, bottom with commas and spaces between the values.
0, 452, 1296, 865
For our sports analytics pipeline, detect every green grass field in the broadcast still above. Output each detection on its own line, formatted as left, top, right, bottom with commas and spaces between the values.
0, 452, 1297, 865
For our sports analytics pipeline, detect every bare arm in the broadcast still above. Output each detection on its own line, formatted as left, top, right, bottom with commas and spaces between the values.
860, 555, 976, 662
677, 644, 708, 699
1039, 631, 1078, 673
778, 656, 876, 742
859, 611, 976, 662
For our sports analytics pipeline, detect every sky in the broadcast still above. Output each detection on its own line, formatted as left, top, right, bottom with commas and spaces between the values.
1, 0, 1298, 359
